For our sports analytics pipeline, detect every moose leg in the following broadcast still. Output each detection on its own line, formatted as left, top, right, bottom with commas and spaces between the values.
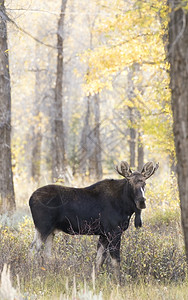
30, 229, 38, 251
29, 229, 45, 265
44, 233, 54, 258
30, 229, 52, 255
96, 235, 109, 273
109, 234, 122, 282
30, 229, 43, 255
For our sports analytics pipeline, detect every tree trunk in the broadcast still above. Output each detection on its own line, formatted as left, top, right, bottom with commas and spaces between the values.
127, 67, 136, 168
137, 132, 144, 171
128, 107, 136, 168
52, 0, 68, 181
31, 106, 42, 183
31, 43, 42, 183
79, 97, 91, 177
0, 1, 15, 212
93, 94, 102, 179
88, 94, 102, 180
168, 3, 188, 261
79, 94, 102, 180
136, 66, 144, 170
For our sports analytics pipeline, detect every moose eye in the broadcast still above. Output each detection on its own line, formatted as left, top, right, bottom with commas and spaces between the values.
138, 181, 145, 188
137, 180, 145, 185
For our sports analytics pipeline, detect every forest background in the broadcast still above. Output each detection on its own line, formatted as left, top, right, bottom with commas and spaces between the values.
0, 0, 187, 299
7, 0, 173, 202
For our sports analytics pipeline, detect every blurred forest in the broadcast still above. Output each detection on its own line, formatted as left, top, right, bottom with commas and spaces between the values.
2, 1, 188, 299
2, 0, 173, 206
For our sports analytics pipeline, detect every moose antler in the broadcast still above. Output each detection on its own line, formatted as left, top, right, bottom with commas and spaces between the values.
141, 162, 159, 179
115, 161, 132, 179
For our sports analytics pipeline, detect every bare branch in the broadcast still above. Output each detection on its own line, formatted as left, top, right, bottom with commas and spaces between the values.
3, 9, 57, 49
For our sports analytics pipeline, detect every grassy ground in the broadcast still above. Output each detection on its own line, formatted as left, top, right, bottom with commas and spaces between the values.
0, 206, 187, 300
0, 175, 187, 299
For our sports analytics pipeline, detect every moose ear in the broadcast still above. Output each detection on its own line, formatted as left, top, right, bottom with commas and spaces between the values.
141, 162, 159, 179
115, 161, 132, 179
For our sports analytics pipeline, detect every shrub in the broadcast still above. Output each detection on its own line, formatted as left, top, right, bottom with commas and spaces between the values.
121, 223, 186, 282
0, 174, 186, 298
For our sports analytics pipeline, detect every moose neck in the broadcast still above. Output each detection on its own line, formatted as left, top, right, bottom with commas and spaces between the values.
122, 179, 137, 213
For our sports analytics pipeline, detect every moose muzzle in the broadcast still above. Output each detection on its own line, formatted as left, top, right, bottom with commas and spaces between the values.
135, 187, 146, 209
136, 199, 146, 209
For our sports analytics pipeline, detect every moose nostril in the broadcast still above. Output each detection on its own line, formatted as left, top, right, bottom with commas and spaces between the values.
136, 201, 146, 209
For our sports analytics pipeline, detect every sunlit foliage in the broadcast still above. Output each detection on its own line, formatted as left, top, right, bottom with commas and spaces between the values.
83, 0, 174, 159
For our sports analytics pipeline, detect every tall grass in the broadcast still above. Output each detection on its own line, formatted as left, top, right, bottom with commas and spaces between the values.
0, 174, 187, 299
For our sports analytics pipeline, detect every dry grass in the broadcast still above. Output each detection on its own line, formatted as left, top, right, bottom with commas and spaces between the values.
0, 174, 187, 299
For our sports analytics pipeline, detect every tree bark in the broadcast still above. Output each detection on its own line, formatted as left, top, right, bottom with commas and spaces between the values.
137, 132, 144, 171
79, 96, 91, 177
52, 0, 68, 181
31, 43, 42, 183
31, 107, 42, 183
93, 94, 102, 179
0, 1, 15, 212
128, 107, 136, 168
168, 2, 188, 261
88, 94, 102, 180
127, 68, 136, 168
79, 94, 102, 180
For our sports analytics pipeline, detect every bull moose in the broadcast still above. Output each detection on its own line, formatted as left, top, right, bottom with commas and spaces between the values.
29, 161, 158, 278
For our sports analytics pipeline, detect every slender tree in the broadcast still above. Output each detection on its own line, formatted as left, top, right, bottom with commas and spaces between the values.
79, 94, 102, 180
128, 106, 136, 168
137, 131, 144, 171
79, 96, 91, 178
92, 93, 102, 179
31, 68, 42, 183
52, 0, 68, 180
168, 2, 188, 260
79, 8, 103, 180
127, 63, 144, 169
31, 42, 42, 183
88, 94, 102, 179
0, 1, 15, 212
127, 65, 137, 168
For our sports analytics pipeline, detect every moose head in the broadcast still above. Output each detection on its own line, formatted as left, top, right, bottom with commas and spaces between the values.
115, 161, 159, 209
